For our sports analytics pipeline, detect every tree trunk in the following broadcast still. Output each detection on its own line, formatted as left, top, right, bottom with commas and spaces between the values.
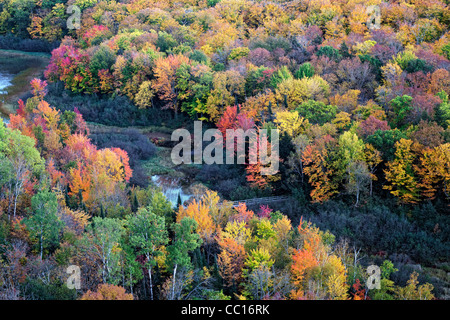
129, 270, 134, 296
40, 231, 43, 260
147, 255, 154, 300
13, 193, 18, 219
7, 183, 13, 220
172, 264, 177, 300
148, 269, 153, 300
355, 188, 359, 207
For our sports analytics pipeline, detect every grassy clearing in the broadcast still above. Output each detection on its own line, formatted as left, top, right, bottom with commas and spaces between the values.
87, 122, 175, 135
139, 146, 200, 177
140, 147, 180, 176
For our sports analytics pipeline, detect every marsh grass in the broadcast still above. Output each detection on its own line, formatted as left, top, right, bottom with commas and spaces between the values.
140, 147, 180, 176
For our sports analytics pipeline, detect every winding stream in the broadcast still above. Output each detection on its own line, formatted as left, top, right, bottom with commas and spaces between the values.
0, 51, 194, 208
151, 175, 194, 208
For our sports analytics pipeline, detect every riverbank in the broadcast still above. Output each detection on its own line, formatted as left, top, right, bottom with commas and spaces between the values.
0, 49, 50, 118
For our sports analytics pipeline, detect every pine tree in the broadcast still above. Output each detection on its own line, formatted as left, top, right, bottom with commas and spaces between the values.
177, 192, 182, 208
132, 193, 139, 213
100, 203, 105, 218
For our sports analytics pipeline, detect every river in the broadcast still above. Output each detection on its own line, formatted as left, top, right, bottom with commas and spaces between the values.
0, 49, 51, 124
0, 71, 13, 124
151, 175, 194, 208
0, 51, 194, 208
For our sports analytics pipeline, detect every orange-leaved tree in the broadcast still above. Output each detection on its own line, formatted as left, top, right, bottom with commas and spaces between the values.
152, 54, 190, 118
80, 284, 133, 300
302, 135, 339, 203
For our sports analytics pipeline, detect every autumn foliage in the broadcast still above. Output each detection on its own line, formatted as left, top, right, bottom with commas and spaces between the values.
80, 284, 134, 300
0, 0, 447, 302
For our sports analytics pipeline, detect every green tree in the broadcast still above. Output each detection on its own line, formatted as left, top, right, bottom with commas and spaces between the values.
404, 59, 433, 74
270, 66, 293, 89
371, 260, 397, 300
441, 43, 450, 60
25, 190, 63, 259
366, 129, 408, 161
176, 63, 213, 119
156, 31, 178, 53
338, 131, 365, 166
127, 207, 168, 300
89, 45, 116, 77
120, 242, 144, 295
435, 90, 450, 129
295, 63, 315, 79
167, 217, 202, 299
316, 45, 342, 61
1, 0, 36, 37
149, 190, 175, 225
168, 217, 202, 271
337, 131, 370, 205
389, 95, 413, 129
0, 119, 44, 219
339, 42, 352, 59
0, 152, 12, 196
189, 50, 209, 64
295, 100, 337, 125
82, 217, 125, 284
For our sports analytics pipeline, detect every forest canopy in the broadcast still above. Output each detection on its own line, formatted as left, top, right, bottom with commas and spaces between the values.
0, 0, 449, 301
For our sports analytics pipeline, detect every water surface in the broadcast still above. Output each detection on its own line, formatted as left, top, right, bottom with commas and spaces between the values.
0, 71, 13, 124
151, 175, 194, 208
0, 50, 50, 124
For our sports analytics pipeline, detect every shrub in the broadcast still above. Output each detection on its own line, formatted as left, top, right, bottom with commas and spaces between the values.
90, 129, 157, 166
196, 164, 243, 185
45, 83, 182, 127
22, 278, 77, 300
298, 199, 449, 266
0, 34, 59, 52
